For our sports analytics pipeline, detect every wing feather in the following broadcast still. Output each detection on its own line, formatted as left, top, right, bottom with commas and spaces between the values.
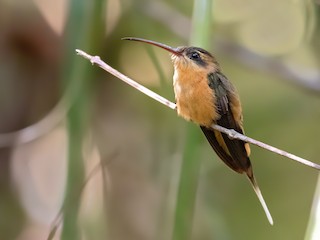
203, 72, 273, 224
204, 72, 251, 174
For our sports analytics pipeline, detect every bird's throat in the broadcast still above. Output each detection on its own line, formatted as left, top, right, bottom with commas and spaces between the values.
173, 67, 219, 127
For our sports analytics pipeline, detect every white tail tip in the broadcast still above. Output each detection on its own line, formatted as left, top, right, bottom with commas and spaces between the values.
247, 175, 274, 225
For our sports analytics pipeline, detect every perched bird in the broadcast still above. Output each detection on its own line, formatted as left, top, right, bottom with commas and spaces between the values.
123, 37, 273, 225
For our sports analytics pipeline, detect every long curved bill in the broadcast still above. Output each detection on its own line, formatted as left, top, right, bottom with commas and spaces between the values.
122, 37, 182, 56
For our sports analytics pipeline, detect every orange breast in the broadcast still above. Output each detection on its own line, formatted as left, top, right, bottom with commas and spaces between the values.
173, 67, 218, 127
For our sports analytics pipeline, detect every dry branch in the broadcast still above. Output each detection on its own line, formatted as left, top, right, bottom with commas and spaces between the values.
76, 49, 320, 171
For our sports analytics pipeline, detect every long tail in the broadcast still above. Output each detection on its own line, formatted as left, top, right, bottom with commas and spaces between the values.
246, 173, 274, 225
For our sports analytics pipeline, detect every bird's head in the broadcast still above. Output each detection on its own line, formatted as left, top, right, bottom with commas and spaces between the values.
122, 37, 220, 73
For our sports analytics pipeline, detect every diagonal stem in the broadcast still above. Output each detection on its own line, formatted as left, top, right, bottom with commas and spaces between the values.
75, 49, 320, 171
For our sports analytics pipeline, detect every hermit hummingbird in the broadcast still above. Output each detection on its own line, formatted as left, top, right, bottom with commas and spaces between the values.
123, 37, 273, 225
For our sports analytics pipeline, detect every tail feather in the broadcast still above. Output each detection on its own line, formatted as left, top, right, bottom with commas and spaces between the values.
246, 174, 273, 225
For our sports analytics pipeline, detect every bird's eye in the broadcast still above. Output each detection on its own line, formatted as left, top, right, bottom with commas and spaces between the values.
190, 51, 200, 60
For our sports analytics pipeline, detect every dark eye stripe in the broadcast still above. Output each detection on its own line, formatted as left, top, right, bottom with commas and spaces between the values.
190, 52, 200, 60
186, 51, 207, 67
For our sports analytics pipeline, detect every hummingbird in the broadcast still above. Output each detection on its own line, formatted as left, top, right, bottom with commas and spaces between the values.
123, 37, 273, 225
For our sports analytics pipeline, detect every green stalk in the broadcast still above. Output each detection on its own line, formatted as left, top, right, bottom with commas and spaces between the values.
144, 46, 168, 90
172, 0, 212, 240
144, 45, 174, 104
304, 174, 320, 240
61, 0, 106, 240
189, 0, 212, 47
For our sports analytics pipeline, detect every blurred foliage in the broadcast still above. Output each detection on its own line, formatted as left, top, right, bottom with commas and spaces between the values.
0, 0, 320, 240
60, 0, 106, 240
213, 0, 316, 55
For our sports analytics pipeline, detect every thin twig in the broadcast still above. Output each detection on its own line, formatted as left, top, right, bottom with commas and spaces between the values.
75, 49, 176, 110
76, 49, 320, 170
210, 125, 320, 170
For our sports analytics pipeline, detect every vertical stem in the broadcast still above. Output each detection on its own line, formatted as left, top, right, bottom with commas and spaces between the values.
172, 0, 212, 240
172, 125, 203, 240
305, 174, 320, 240
61, 0, 106, 239
189, 0, 212, 47
62, 101, 86, 240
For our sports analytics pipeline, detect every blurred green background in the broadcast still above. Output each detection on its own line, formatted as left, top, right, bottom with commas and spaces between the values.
0, 0, 320, 239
